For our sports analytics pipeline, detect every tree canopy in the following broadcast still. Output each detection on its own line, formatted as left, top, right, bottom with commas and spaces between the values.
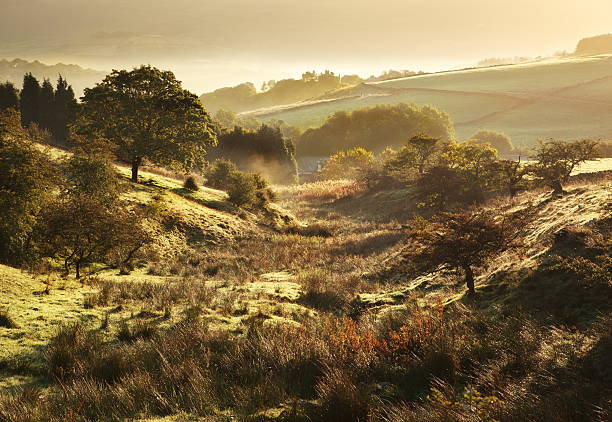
297, 103, 454, 157
532, 139, 600, 194
403, 209, 522, 295
0, 82, 19, 112
0, 109, 54, 265
75, 65, 217, 182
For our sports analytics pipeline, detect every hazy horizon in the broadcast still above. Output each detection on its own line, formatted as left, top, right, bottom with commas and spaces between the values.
2, 0, 612, 94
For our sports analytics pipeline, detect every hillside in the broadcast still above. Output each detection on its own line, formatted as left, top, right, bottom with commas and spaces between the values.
1, 150, 611, 420
249, 55, 612, 148
575, 34, 612, 56
0, 58, 106, 96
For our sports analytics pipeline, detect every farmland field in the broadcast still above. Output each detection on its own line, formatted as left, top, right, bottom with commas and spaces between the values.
250, 55, 612, 147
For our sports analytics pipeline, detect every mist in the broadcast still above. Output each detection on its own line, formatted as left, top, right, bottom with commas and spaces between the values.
2, 0, 612, 93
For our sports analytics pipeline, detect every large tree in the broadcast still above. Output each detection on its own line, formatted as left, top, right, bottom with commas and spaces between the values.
0, 109, 54, 265
38, 79, 55, 132
403, 209, 522, 295
20, 73, 40, 128
532, 139, 600, 194
75, 65, 217, 182
53, 75, 77, 143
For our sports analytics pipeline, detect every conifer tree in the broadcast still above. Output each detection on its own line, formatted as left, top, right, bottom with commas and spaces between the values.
38, 79, 55, 131
20, 73, 40, 128
53, 75, 76, 142
0, 82, 19, 111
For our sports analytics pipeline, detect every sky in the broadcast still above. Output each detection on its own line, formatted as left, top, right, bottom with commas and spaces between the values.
1, 0, 611, 93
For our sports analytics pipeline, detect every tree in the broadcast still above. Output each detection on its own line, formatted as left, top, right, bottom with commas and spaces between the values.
470, 130, 514, 155
297, 103, 454, 156
385, 134, 438, 176
63, 152, 121, 206
75, 65, 217, 183
38, 79, 55, 132
0, 109, 54, 265
40, 153, 148, 278
490, 158, 530, 198
39, 196, 148, 278
20, 73, 40, 128
413, 166, 473, 211
438, 141, 499, 203
212, 124, 297, 184
404, 209, 522, 295
532, 139, 600, 194
53, 75, 76, 143
320, 147, 375, 180
0, 82, 19, 111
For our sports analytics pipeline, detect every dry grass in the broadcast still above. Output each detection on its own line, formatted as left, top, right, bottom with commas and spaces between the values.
1, 156, 611, 420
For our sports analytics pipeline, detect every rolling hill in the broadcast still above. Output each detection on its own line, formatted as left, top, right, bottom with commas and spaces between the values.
0, 58, 106, 97
247, 55, 612, 148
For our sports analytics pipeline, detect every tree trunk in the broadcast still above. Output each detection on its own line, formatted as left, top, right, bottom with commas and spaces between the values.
75, 261, 81, 279
131, 157, 141, 183
464, 265, 475, 295
552, 179, 564, 196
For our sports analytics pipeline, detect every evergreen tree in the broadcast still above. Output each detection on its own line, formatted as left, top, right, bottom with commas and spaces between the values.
0, 82, 19, 111
38, 79, 55, 131
20, 73, 40, 128
53, 75, 76, 143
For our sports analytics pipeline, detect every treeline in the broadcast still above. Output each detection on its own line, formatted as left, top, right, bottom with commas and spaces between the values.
208, 125, 297, 184
200, 69, 428, 114
0, 73, 77, 144
200, 70, 343, 114
297, 103, 454, 157
320, 136, 601, 209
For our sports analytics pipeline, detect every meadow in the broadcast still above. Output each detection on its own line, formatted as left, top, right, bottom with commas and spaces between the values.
1, 144, 611, 420
252, 55, 612, 147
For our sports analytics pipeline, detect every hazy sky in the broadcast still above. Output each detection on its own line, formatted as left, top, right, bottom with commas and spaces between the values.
1, 0, 611, 93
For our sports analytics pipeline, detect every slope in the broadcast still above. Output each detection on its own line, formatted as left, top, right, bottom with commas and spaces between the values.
251, 55, 612, 147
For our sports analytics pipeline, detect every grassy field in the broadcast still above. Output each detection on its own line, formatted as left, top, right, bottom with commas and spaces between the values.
251, 55, 612, 148
1, 148, 611, 420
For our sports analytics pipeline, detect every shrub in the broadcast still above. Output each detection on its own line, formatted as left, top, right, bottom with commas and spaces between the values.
227, 172, 257, 207
205, 159, 239, 190
227, 171, 276, 208
183, 175, 199, 191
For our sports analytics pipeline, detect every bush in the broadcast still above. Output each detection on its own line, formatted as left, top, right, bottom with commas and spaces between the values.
183, 175, 199, 191
205, 159, 239, 190
227, 171, 276, 208
227, 172, 257, 207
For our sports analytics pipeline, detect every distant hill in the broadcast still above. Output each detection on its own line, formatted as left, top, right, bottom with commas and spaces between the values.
575, 34, 612, 56
246, 55, 612, 148
0, 58, 106, 97
199, 71, 344, 114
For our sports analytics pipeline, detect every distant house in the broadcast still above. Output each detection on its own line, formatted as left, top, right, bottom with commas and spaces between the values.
296, 156, 329, 181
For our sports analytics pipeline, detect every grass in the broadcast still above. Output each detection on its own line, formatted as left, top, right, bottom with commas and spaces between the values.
1, 153, 611, 420
252, 55, 612, 147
